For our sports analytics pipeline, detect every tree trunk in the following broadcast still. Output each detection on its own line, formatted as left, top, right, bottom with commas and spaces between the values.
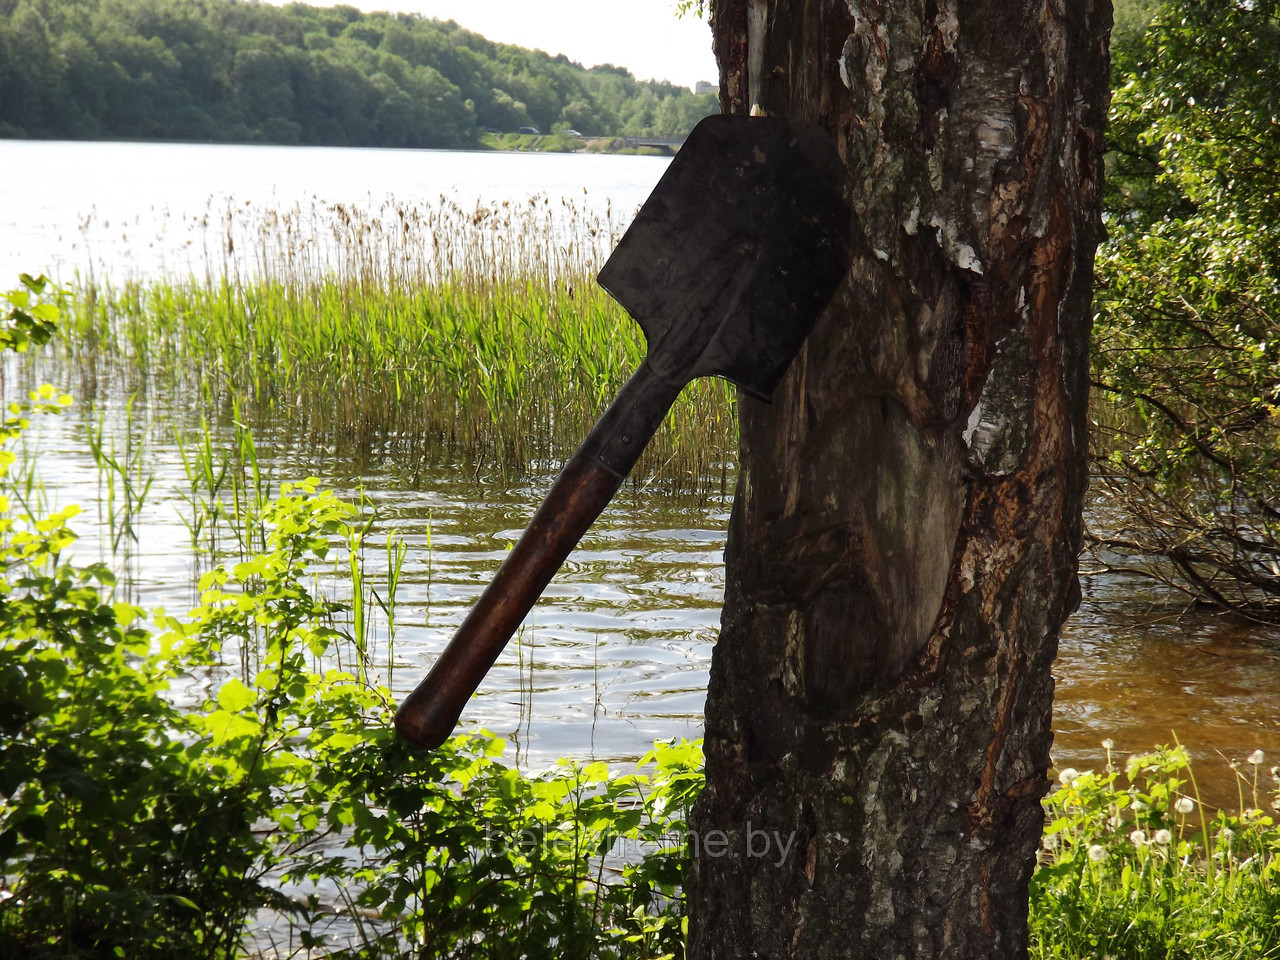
687, 1, 1110, 957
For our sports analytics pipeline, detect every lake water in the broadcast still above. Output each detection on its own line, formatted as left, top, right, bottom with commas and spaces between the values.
5, 138, 1280, 813
0, 139, 670, 281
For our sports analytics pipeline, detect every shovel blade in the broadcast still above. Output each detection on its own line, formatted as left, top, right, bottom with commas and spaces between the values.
597, 115, 851, 400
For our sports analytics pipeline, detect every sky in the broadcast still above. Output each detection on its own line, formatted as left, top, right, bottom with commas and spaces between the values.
342, 0, 719, 90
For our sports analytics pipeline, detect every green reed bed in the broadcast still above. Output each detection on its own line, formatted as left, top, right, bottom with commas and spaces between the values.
56, 196, 738, 494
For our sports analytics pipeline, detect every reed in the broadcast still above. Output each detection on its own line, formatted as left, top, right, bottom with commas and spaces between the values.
55, 195, 739, 496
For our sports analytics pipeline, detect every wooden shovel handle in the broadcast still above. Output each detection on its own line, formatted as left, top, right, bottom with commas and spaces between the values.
394, 362, 684, 749
394, 454, 626, 748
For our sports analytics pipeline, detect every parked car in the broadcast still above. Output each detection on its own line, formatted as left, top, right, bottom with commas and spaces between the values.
564, 129, 583, 138
517, 126, 540, 135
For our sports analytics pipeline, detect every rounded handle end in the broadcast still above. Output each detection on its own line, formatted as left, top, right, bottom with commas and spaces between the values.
394, 683, 461, 750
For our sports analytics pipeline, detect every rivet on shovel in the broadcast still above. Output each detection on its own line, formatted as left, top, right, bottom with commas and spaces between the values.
395, 114, 852, 749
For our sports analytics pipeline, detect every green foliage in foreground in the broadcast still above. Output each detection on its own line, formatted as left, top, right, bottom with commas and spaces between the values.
0, 467, 700, 958
1033, 746, 1280, 959
0, 0, 717, 146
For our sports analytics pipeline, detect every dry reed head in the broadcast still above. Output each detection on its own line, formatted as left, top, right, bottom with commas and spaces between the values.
226, 192, 623, 292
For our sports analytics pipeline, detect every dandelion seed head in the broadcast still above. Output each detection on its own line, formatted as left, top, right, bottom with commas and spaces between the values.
1154, 829, 1172, 845
1057, 767, 1080, 786
1088, 844, 1107, 862
1175, 797, 1195, 814
1101, 739, 1114, 750
1248, 749, 1265, 765
1130, 829, 1147, 847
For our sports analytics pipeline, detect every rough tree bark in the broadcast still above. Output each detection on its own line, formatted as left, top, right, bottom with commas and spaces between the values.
687, 1, 1110, 957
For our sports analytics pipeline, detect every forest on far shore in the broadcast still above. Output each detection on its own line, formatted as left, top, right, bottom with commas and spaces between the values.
0, 0, 720, 148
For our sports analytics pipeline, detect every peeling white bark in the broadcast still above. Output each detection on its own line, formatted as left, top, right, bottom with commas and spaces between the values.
747, 0, 767, 111
928, 213, 985, 275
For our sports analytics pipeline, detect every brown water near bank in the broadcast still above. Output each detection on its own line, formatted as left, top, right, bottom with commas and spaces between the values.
1055, 573, 1280, 811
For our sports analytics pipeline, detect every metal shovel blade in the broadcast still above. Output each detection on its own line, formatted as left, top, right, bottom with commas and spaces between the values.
395, 115, 851, 749
598, 115, 852, 400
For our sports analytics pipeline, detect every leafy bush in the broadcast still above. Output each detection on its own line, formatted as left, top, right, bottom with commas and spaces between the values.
1091, 0, 1280, 616
318, 735, 697, 959
4, 279, 260, 958
0, 468, 700, 958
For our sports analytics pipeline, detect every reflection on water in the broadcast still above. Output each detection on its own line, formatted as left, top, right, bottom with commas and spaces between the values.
22, 388, 720, 772
18, 384, 1280, 810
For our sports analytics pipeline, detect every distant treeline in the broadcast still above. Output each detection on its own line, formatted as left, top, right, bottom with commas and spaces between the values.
0, 0, 719, 148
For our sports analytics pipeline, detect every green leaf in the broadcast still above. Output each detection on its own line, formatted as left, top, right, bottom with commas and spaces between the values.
216, 678, 257, 713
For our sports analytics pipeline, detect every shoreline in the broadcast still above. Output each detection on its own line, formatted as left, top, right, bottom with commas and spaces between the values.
0, 131, 681, 156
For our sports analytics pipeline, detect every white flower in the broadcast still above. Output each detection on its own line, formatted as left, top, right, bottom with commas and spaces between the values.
1058, 767, 1080, 786
1101, 739, 1115, 751
1154, 829, 1173, 846
1088, 844, 1107, 862
1130, 829, 1148, 847
1248, 749, 1265, 765
1175, 797, 1195, 814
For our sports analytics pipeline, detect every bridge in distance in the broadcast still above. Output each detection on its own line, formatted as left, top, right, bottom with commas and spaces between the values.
621, 136, 685, 153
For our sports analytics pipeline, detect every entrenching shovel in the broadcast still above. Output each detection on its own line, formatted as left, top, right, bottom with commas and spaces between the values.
395, 114, 851, 749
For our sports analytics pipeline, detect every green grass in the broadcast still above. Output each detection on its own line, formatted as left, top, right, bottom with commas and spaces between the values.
52, 196, 738, 496
1031, 743, 1280, 959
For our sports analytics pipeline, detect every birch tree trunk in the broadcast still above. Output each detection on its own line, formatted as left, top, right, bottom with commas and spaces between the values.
687, 1, 1111, 957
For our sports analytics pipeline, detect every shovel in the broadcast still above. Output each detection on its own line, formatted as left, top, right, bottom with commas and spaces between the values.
395, 115, 851, 749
